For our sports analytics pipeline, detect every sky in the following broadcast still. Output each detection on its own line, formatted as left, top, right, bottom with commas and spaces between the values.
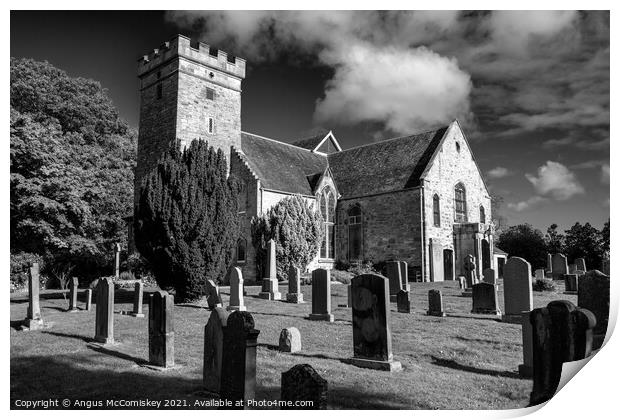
10, 10, 610, 233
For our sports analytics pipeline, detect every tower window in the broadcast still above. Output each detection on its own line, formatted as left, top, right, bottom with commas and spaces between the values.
156, 84, 162, 99
206, 87, 215, 100
208, 117, 214, 134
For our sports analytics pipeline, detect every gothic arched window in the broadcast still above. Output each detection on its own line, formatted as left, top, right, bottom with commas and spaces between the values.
479, 205, 486, 224
348, 205, 362, 260
319, 188, 336, 259
454, 183, 467, 222
433, 194, 441, 227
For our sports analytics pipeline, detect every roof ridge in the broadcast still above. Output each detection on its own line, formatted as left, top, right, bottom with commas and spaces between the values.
333, 124, 450, 154
241, 131, 321, 154
291, 130, 330, 145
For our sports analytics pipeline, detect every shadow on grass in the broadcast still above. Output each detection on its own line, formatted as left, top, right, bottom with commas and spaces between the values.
11, 289, 150, 305
251, 311, 308, 320
176, 304, 209, 310
257, 343, 279, 351
430, 356, 521, 379
43, 331, 93, 343
10, 320, 24, 331
87, 343, 148, 365
42, 305, 69, 312
446, 314, 503, 322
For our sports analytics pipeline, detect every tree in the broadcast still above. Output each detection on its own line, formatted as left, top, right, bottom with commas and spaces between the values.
251, 195, 323, 281
601, 219, 610, 254
10, 58, 136, 280
134, 139, 239, 302
545, 223, 565, 254
490, 194, 508, 234
563, 222, 605, 271
496, 224, 547, 270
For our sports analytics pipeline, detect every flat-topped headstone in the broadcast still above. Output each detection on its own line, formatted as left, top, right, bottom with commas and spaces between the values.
259, 239, 281, 300
575, 258, 587, 272
578, 270, 609, 349
348, 274, 402, 371
23, 262, 44, 330
563, 274, 578, 294
529, 300, 595, 406
279, 327, 301, 353
519, 310, 533, 377
534, 269, 546, 281
281, 364, 328, 410
396, 289, 410, 313
68, 277, 79, 312
220, 311, 260, 408
227, 267, 247, 311
205, 279, 222, 310
204, 307, 230, 393
114, 242, 121, 278
149, 291, 174, 368
286, 265, 304, 303
94, 277, 115, 344
309, 268, 334, 322
482, 268, 496, 284
427, 289, 446, 317
551, 253, 568, 280
84, 289, 92, 311
502, 257, 533, 323
131, 281, 145, 317
472, 283, 501, 315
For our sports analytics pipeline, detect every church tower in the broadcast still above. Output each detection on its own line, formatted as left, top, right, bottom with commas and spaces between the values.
135, 35, 246, 198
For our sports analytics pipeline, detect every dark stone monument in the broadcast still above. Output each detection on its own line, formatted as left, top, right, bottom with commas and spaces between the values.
220, 311, 260, 408
578, 270, 610, 349
204, 307, 230, 393
563, 274, 578, 294
529, 300, 595, 406
471, 283, 501, 315
482, 268, 496, 284
286, 265, 304, 303
551, 253, 568, 280
427, 289, 446, 317
94, 277, 115, 344
502, 257, 533, 324
309, 268, 334, 322
68, 277, 79, 312
348, 274, 402, 371
23, 262, 44, 330
396, 290, 410, 313
130, 281, 145, 317
149, 291, 174, 368
281, 364, 328, 410
84, 289, 92, 311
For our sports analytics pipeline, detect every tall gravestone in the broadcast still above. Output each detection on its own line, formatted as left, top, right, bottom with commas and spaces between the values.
309, 269, 334, 322
227, 267, 247, 311
551, 253, 568, 280
149, 291, 174, 368
502, 257, 533, 324
529, 300, 595, 406
574, 258, 587, 272
113, 242, 121, 278
396, 290, 410, 313
23, 262, 44, 330
131, 281, 145, 317
206, 279, 222, 310
68, 277, 79, 312
348, 274, 402, 371
220, 311, 260, 408
286, 265, 304, 303
386, 261, 401, 297
519, 311, 534, 377
427, 289, 446, 317
259, 239, 281, 300
563, 274, 578, 294
84, 289, 93, 311
281, 364, 328, 410
204, 307, 230, 393
578, 270, 610, 349
472, 283, 501, 315
94, 277, 115, 344
482, 268, 496, 284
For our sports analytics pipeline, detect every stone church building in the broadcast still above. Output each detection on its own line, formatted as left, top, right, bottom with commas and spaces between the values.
134, 35, 496, 283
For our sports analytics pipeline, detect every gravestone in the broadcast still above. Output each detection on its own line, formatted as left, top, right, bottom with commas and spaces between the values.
220, 311, 260, 408
131, 281, 145, 317
348, 274, 402, 371
534, 269, 546, 280
482, 268, 496, 284
399, 261, 410, 291
149, 291, 174, 368
227, 267, 247, 311
206, 280, 222, 310
464, 254, 477, 287
519, 311, 533, 377
551, 253, 568, 280
114, 242, 121, 278
546, 253, 552, 272
309, 269, 334, 322
23, 262, 44, 330
568, 264, 577, 274
68, 277, 79, 312
204, 307, 230, 393
94, 277, 115, 344
84, 289, 92, 311
338, 284, 352, 308
578, 270, 610, 349
396, 290, 410, 313
259, 239, 281, 300
281, 364, 328, 410
427, 289, 446, 317
575, 258, 587, 272
563, 274, 578, 294
472, 283, 501, 315
279, 327, 301, 353
286, 266, 304, 303
502, 257, 533, 324
386, 261, 402, 298
429, 239, 444, 282
529, 300, 596, 406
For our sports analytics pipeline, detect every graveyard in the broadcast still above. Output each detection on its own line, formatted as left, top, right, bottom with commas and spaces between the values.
10, 277, 582, 410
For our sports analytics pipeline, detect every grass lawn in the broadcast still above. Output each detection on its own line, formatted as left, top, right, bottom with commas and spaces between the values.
10, 279, 577, 409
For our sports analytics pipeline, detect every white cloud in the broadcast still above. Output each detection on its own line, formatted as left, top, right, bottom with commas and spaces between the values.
525, 161, 585, 200
507, 196, 547, 212
487, 166, 511, 179
601, 164, 610, 184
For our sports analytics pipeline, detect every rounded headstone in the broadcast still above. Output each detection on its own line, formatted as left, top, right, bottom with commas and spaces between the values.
279, 327, 302, 353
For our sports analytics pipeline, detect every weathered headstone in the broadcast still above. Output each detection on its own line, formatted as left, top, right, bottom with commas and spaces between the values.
563, 274, 578, 294
94, 277, 115, 344
482, 268, 496, 284
131, 281, 145, 317
386, 261, 402, 298
502, 257, 533, 324
568, 264, 577, 274
259, 239, 281, 300
204, 307, 230, 393
84, 289, 92, 311
286, 265, 304, 303
114, 242, 121, 278
206, 279, 222, 310
519, 310, 533, 377
220, 311, 260, 408
529, 300, 596, 406
551, 253, 568, 280
472, 283, 501, 315
578, 270, 610, 349
279, 327, 301, 353
348, 274, 402, 371
148, 291, 174, 368
23, 263, 44, 330
309, 269, 334, 322
281, 364, 328, 410
574, 258, 587, 272
534, 269, 546, 280
68, 277, 79, 312
427, 289, 446, 317
227, 267, 246, 311
396, 290, 410, 313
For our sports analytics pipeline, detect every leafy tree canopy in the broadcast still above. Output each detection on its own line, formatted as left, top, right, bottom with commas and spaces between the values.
497, 223, 547, 271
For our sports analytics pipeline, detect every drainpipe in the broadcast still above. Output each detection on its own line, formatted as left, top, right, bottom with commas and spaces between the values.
420, 182, 427, 283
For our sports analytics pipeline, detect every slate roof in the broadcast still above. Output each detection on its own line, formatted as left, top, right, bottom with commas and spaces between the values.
327, 126, 449, 199
290, 132, 330, 150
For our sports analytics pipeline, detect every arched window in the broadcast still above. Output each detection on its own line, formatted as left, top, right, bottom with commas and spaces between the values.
236, 238, 246, 263
433, 194, 441, 227
454, 183, 467, 222
319, 188, 336, 259
237, 181, 247, 211
348, 205, 362, 260
479, 205, 486, 224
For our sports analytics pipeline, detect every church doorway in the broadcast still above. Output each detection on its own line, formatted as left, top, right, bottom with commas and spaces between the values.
443, 249, 454, 281
481, 239, 491, 270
